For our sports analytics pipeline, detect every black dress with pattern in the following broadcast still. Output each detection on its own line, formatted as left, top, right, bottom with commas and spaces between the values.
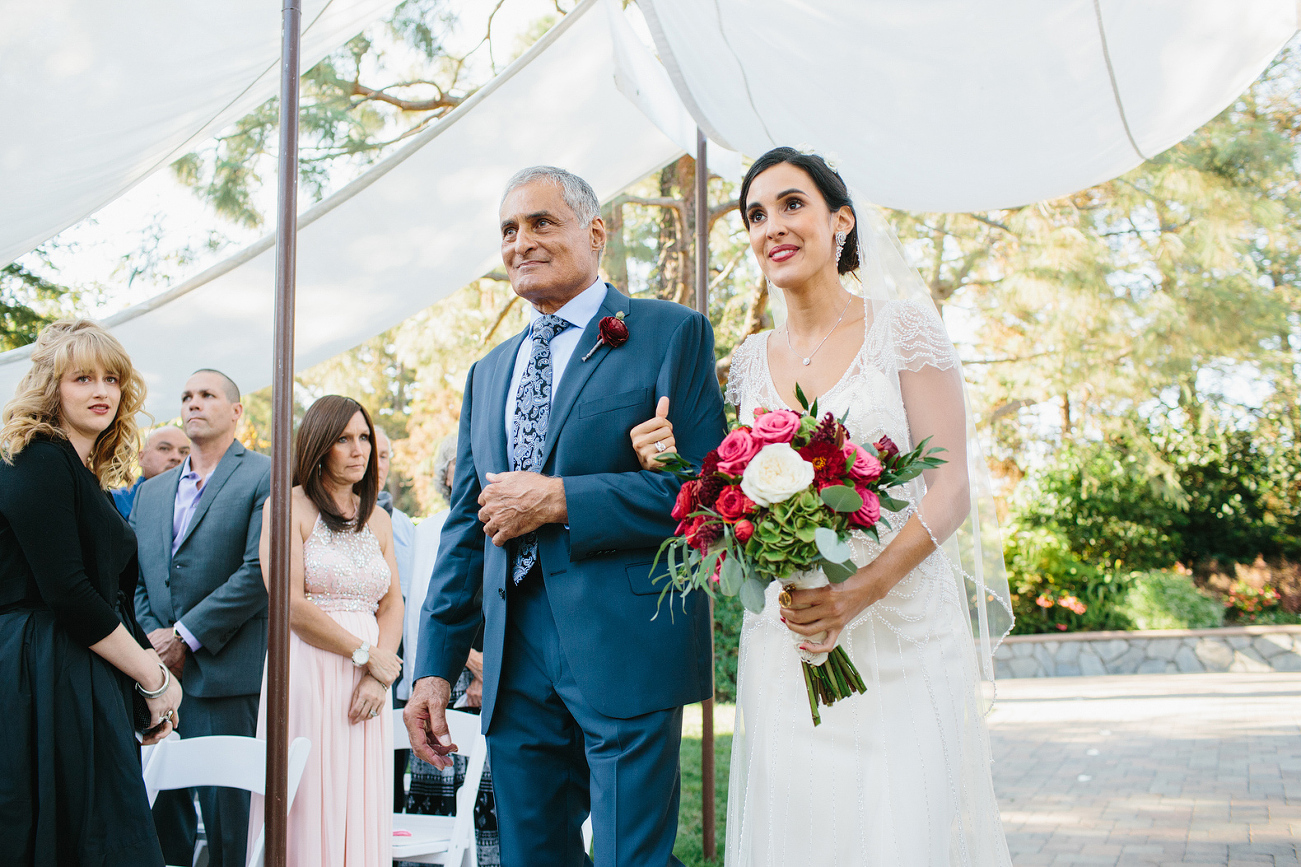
0, 437, 164, 867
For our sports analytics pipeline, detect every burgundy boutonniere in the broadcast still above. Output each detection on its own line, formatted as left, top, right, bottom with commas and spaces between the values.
581, 311, 629, 361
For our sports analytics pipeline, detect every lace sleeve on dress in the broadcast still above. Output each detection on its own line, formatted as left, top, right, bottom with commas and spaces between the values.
886, 299, 960, 372
724, 334, 759, 407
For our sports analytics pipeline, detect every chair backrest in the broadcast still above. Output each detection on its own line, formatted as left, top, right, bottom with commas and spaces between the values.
144, 735, 311, 867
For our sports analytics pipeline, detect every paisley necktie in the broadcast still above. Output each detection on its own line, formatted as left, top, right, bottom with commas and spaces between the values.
510, 314, 571, 583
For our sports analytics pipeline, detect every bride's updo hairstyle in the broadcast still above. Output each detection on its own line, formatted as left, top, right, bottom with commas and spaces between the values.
739, 146, 860, 276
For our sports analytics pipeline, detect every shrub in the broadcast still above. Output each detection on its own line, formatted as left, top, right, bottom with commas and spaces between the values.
1005, 525, 1134, 634
1122, 571, 1224, 630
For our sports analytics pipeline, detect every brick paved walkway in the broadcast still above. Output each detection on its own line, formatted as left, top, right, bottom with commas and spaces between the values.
988, 672, 1301, 866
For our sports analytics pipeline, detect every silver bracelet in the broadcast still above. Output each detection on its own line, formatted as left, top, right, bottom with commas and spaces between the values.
135, 662, 171, 698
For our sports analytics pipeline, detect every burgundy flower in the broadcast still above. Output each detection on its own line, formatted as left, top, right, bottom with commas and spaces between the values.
714, 427, 762, 476
844, 442, 883, 484
809, 412, 845, 448
874, 435, 900, 461
671, 480, 701, 522
751, 409, 802, 445
848, 487, 881, 529
687, 517, 722, 553
714, 485, 756, 522
581, 311, 629, 361
701, 450, 720, 476
798, 440, 846, 490
697, 475, 726, 509
734, 519, 754, 542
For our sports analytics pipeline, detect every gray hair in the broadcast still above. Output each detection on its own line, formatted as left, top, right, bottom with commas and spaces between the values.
433, 432, 458, 505
501, 166, 600, 226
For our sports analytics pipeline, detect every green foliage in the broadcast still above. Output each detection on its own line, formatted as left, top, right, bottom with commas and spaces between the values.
675, 724, 730, 867
1123, 571, 1224, 630
711, 603, 743, 704
1005, 525, 1135, 634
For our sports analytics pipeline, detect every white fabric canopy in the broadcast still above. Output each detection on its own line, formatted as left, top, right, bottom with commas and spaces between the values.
0, 0, 689, 418
0, 0, 1295, 415
640, 0, 1299, 211
0, 0, 399, 267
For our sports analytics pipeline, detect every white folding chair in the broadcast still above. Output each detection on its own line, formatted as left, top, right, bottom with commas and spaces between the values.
141, 735, 311, 867
392, 712, 595, 865
392, 710, 487, 865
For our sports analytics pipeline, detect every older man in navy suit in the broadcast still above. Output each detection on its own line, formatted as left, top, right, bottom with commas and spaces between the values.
405, 166, 725, 866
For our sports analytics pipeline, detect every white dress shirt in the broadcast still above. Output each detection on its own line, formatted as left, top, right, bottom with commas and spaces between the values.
503, 277, 606, 452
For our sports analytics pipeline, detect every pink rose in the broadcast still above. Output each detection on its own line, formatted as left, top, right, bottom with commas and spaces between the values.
714, 428, 762, 476
714, 485, 756, 522
750, 409, 802, 445
844, 442, 883, 484
848, 487, 881, 529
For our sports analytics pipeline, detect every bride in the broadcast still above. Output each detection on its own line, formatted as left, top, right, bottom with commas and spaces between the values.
630, 147, 1013, 865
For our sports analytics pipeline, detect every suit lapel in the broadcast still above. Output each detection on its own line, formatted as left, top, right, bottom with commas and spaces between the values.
175, 441, 244, 553
539, 285, 628, 468
489, 329, 529, 475
152, 466, 183, 622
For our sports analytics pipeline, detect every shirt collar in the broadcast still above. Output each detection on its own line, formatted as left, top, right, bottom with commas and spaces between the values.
178, 456, 199, 481
526, 277, 606, 332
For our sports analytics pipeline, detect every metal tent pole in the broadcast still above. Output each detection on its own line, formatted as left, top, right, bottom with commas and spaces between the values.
694, 126, 716, 861
266, 1, 301, 864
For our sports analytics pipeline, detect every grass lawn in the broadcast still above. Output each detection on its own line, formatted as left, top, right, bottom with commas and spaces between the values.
673, 703, 734, 867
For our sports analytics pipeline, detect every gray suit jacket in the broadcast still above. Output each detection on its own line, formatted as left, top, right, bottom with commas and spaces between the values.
133, 440, 271, 698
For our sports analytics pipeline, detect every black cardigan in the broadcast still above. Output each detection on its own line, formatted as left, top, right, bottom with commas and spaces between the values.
0, 437, 142, 646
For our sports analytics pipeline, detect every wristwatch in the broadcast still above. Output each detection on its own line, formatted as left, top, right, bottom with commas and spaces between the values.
351, 640, 371, 667
172, 627, 186, 648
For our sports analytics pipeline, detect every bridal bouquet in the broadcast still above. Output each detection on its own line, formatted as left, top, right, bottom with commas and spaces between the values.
654, 386, 946, 725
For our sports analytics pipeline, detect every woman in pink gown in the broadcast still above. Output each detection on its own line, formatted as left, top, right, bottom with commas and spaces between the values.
249, 395, 404, 865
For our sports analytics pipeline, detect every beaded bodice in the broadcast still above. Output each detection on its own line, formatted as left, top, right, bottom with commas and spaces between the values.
303, 515, 391, 614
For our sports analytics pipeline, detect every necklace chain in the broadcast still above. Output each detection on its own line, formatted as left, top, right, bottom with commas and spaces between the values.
785, 296, 854, 366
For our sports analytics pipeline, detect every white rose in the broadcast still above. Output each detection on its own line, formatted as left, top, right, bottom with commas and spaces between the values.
740, 442, 815, 507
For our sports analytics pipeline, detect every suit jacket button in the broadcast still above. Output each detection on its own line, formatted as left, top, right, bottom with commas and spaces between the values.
498, 588, 506, 599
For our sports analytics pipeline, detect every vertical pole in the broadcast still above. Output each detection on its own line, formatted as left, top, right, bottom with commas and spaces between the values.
266, 2, 301, 865
694, 127, 716, 861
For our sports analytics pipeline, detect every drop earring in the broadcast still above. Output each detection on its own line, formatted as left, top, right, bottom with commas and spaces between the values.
834, 230, 846, 267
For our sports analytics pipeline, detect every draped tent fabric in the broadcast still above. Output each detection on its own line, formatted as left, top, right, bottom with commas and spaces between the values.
0, 0, 689, 419
0, 0, 400, 268
0, 0, 1297, 412
639, 0, 1299, 212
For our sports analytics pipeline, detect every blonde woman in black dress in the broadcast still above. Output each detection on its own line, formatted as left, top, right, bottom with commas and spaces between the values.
0, 319, 182, 866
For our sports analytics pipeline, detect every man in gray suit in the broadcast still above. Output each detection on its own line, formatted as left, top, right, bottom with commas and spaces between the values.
133, 369, 271, 867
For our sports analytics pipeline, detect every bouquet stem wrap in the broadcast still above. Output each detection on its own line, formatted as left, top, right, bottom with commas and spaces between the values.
787, 569, 867, 726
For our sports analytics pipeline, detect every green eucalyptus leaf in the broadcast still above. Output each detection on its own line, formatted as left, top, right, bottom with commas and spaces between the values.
821, 557, 857, 584
739, 578, 768, 613
699, 548, 721, 585
815, 527, 852, 563
820, 485, 864, 513
719, 555, 744, 596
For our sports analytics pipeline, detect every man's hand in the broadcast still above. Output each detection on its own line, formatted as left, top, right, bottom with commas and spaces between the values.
477, 471, 567, 546
148, 627, 186, 679
404, 676, 457, 769
464, 649, 485, 708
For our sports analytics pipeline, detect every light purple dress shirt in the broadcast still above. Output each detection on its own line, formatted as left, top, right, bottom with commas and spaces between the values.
170, 456, 207, 651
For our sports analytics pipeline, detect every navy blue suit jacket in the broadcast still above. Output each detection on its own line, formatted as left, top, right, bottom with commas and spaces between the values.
416, 284, 727, 725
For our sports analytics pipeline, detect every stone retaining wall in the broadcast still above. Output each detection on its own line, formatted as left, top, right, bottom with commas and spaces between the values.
994, 624, 1301, 678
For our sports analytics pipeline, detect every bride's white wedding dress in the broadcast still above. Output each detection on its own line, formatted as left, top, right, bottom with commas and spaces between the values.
723, 298, 1012, 866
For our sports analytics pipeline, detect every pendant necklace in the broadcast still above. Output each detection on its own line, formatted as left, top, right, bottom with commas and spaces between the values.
785, 296, 854, 366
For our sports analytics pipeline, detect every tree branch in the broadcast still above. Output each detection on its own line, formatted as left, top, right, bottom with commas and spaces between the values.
350, 81, 463, 113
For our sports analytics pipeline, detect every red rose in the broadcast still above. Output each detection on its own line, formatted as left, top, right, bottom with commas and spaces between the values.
751, 409, 802, 445
798, 440, 846, 490
599, 314, 629, 349
714, 428, 762, 476
844, 442, 883, 483
848, 487, 881, 529
671, 480, 701, 522
734, 519, 754, 542
714, 485, 756, 522
874, 435, 900, 460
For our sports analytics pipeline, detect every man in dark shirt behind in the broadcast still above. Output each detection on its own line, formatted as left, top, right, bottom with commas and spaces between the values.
111, 425, 190, 519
